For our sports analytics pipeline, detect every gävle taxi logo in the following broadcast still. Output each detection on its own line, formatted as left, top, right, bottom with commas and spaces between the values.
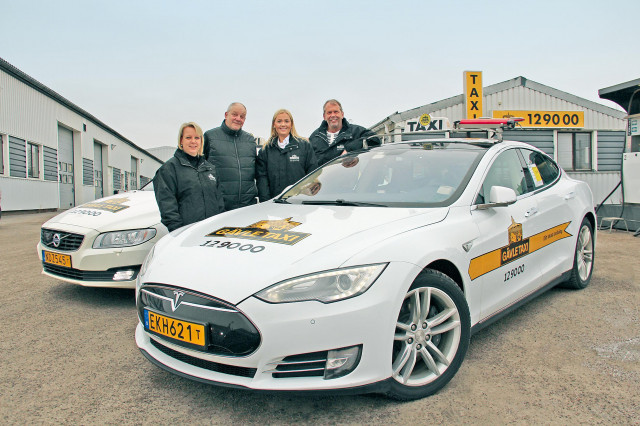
79, 197, 130, 213
206, 217, 311, 246
468, 218, 572, 281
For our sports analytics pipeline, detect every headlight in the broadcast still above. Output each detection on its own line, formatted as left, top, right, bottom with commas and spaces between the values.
255, 264, 387, 304
92, 228, 157, 249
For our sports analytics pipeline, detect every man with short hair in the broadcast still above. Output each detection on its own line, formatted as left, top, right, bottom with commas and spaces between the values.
309, 99, 378, 165
204, 102, 258, 210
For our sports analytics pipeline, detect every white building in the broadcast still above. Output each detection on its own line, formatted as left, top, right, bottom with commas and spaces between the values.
371, 75, 627, 208
0, 57, 163, 212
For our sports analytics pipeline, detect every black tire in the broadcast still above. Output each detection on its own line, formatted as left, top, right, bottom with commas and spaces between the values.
386, 269, 470, 401
559, 218, 595, 290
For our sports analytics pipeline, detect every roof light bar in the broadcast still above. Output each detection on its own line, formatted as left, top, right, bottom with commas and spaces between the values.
454, 117, 524, 129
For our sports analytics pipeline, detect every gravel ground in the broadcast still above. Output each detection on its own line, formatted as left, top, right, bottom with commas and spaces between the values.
1, 212, 638, 424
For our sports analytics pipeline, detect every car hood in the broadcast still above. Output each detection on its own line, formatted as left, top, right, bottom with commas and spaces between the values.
144, 202, 448, 305
43, 191, 162, 233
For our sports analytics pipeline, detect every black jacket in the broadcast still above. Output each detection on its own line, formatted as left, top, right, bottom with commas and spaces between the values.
309, 118, 379, 165
256, 136, 318, 201
203, 121, 258, 211
153, 149, 225, 232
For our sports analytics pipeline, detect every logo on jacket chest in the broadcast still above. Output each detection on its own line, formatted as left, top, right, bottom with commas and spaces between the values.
336, 144, 344, 151
289, 154, 300, 162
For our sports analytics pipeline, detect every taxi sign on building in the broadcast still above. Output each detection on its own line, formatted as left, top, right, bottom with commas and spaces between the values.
464, 71, 483, 119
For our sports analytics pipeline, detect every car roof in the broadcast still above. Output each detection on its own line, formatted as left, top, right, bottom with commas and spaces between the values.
370, 139, 498, 151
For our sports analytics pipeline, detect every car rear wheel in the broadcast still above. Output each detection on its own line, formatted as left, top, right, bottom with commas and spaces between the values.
560, 218, 594, 289
386, 269, 470, 400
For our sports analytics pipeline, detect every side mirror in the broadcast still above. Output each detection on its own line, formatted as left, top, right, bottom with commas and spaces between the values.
476, 186, 517, 210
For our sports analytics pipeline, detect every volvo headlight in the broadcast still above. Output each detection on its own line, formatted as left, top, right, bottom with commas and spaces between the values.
255, 264, 387, 304
93, 228, 157, 248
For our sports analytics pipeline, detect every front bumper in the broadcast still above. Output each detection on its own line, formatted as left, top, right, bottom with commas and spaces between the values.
135, 261, 422, 392
37, 230, 159, 289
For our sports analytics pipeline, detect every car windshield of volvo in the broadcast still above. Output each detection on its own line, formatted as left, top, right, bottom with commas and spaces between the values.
279, 143, 486, 207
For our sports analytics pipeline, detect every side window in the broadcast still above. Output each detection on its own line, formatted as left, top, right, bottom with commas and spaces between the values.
476, 149, 528, 204
520, 148, 560, 189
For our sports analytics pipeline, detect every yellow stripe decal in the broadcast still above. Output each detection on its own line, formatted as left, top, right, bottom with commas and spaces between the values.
468, 222, 571, 280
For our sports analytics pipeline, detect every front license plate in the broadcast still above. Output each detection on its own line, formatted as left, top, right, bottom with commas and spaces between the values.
144, 309, 207, 348
42, 250, 72, 268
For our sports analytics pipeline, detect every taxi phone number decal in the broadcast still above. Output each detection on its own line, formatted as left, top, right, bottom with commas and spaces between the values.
200, 240, 265, 253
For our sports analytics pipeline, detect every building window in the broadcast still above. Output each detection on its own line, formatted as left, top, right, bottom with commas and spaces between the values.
557, 132, 592, 171
9, 136, 26, 178
0, 135, 4, 175
28, 142, 40, 178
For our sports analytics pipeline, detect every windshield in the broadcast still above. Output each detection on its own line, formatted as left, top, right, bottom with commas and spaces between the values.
281, 144, 485, 207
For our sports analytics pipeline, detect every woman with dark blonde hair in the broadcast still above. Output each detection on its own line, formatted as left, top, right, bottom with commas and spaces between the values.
256, 109, 318, 201
153, 122, 225, 231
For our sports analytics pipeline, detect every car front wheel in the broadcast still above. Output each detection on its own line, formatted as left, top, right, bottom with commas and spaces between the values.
386, 269, 470, 400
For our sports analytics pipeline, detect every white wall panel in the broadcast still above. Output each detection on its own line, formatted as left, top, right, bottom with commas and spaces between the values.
0, 176, 58, 211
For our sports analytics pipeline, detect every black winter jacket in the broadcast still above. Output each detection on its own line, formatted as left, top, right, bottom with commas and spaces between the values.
309, 118, 379, 165
153, 149, 225, 232
203, 121, 258, 211
256, 136, 318, 201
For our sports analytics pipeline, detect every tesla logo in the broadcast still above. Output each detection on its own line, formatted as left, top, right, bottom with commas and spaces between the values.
52, 233, 61, 247
171, 291, 185, 311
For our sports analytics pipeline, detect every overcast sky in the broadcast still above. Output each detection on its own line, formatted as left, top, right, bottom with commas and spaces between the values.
2, 0, 636, 149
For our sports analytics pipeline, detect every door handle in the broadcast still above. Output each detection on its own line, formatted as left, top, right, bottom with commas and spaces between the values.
525, 207, 538, 217
564, 191, 576, 200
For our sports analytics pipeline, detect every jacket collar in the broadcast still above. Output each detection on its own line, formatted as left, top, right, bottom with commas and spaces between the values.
269, 136, 301, 151
174, 148, 203, 168
221, 120, 242, 137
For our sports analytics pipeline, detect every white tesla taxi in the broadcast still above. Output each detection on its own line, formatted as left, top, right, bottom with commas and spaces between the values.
37, 182, 167, 288
135, 121, 595, 400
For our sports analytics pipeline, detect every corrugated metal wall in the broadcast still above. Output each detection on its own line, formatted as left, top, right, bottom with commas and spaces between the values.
484, 86, 626, 129
502, 129, 554, 156
568, 171, 622, 205
0, 67, 163, 211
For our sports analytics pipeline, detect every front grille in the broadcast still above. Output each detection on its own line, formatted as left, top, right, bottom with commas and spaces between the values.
138, 284, 261, 356
41, 228, 85, 251
43, 263, 140, 281
270, 350, 327, 378
150, 338, 256, 378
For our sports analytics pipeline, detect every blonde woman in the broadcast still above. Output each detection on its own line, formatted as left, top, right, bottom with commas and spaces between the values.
154, 122, 225, 231
256, 109, 318, 201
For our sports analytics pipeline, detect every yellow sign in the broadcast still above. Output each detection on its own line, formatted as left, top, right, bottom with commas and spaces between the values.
468, 221, 572, 280
492, 110, 584, 128
419, 114, 431, 127
464, 71, 483, 119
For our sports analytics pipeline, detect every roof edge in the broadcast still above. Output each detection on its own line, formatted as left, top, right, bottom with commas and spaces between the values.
0, 56, 163, 164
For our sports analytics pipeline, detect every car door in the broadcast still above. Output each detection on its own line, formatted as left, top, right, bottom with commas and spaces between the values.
518, 148, 575, 284
467, 147, 545, 321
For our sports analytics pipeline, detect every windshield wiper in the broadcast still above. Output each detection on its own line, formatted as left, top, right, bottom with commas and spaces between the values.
301, 199, 387, 207
273, 198, 291, 204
